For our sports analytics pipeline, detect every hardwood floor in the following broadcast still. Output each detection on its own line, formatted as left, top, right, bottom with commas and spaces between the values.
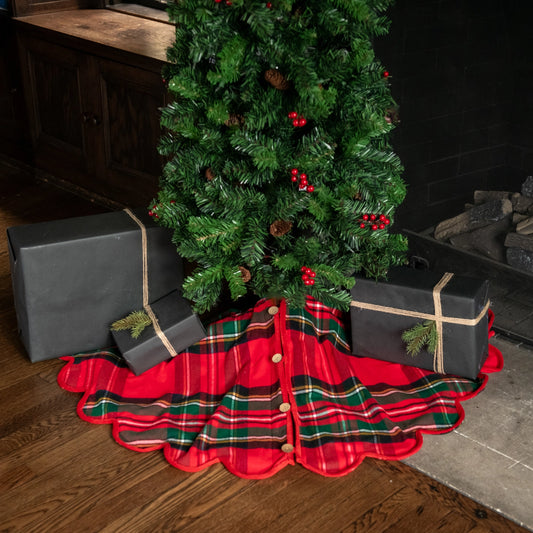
0, 158, 528, 533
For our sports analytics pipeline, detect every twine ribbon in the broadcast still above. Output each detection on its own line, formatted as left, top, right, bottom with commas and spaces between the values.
124, 208, 177, 357
350, 272, 490, 373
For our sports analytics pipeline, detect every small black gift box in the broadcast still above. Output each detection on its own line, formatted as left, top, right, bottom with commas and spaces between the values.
350, 267, 490, 379
7, 209, 183, 362
111, 290, 206, 375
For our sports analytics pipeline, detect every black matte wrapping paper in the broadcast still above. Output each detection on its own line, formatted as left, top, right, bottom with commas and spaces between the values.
112, 290, 206, 375
350, 267, 490, 379
7, 209, 183, 362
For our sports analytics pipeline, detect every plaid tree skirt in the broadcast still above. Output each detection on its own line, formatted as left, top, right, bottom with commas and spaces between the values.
58, 297, 503, 479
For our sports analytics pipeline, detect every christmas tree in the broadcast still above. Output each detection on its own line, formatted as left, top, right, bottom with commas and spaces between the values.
152, 0, 407, 313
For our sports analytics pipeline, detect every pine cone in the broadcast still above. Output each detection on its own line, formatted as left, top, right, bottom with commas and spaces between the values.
269, 220, 293, 237
224, 114, 244, 127
385, 106, 400, 125
205, 168, 215, 181
239, 266, 251, 283
264, 69, 290, 91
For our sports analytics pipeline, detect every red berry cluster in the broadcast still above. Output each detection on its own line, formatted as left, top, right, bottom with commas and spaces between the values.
214, 0, 232, 4
148, 200, 175, 219
290, 168, 315, 192
300, 266, 316, 286
359, 213, 390, 231
288, 111, 307, 127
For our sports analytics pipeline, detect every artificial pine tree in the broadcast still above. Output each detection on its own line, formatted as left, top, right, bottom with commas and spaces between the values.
152, 0, 407, 313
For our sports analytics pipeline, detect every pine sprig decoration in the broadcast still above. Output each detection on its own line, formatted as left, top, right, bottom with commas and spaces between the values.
111, 311, 152, 339
401, 320, 438, 357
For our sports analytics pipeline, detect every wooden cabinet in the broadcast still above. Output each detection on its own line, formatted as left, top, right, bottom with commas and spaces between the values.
14, 10, 175, 206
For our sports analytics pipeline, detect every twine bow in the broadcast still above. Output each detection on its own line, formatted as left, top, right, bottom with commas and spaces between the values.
124, 208, 177, 357
350, 272, 490, 373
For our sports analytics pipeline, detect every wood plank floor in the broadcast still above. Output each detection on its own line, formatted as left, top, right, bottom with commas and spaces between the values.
0, 158, 528, 533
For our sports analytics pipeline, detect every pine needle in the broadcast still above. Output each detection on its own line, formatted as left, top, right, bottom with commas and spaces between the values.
401, 320, 438, 357
111, 310, 152, 339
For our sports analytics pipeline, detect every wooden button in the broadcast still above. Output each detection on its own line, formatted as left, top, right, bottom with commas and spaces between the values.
279, 402, 291, 413
281, 443, 294, 453
271, 353, 283, 363
267, 305, 279, 315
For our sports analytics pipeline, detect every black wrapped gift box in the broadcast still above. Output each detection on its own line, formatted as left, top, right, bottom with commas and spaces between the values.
7, 209, 183, 362
350, 267, 490, 379
112, 290, 206, 375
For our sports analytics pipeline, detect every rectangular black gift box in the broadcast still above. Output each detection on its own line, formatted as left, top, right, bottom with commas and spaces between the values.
7, 209, 183, 362
350, 267, 490, 379
111, 290, 206, 375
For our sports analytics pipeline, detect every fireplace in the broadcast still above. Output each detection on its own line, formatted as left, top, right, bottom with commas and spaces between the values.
376, 0, 533, 344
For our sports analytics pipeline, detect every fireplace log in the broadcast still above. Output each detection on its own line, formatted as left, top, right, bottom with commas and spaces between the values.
522, 176, 533, 198
473, 190, 511, 204
511, 193, 533, 215
506, 247, 533, 273
505, 232, 533, 252
434, 199, 512, 241
513, 213, 529, 225
516, 216, 533, 235
450, 217, 510, 262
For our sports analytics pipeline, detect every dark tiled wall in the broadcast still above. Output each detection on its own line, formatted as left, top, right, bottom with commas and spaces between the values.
507, 2, 533, 187
376, 0, 531, 231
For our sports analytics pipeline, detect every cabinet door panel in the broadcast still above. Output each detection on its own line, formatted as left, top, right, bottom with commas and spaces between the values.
32, 54, 83, 148
0, 18, 27, 158
18, 35, 93, 182
97, 59, 165, 205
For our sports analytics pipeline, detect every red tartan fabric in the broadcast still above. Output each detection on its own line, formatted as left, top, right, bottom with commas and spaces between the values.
58, 298, 503, 479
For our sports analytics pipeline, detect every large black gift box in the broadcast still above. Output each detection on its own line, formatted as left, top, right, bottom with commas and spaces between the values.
7, 209, 183, 362
350, 267, 490, 379
112, 290, 206, 375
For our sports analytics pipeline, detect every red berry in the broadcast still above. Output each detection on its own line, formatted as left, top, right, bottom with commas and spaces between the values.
291, 168, 299, 175
293, 119, 300, 127
300, 179, 308, 186
372, 224, 378, 230
299, 173, 307, 180
155, 214, 160, 219
291, 176, 298, 182
215, 0, 222, 2
362, 214, 369, 221
384, 70, 389, 78
288, 111, 298, 119
308, 271, 316, 278
307, 185, 315, 192
225, 0, 232, 4
148, 210, 153, 217
266, 1, 272, 6
360, 223, 366, 229
379, 223, 385, 229
298, 118, 307, 127
170, 200, 176, 204
301, 266, 308, 272
308, 279, 315, 285
379, 214, 386, 221
302, 274, 309, 281
370, 214, 376, 221
305, 268, 312, 274
385, 219, 390, 225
